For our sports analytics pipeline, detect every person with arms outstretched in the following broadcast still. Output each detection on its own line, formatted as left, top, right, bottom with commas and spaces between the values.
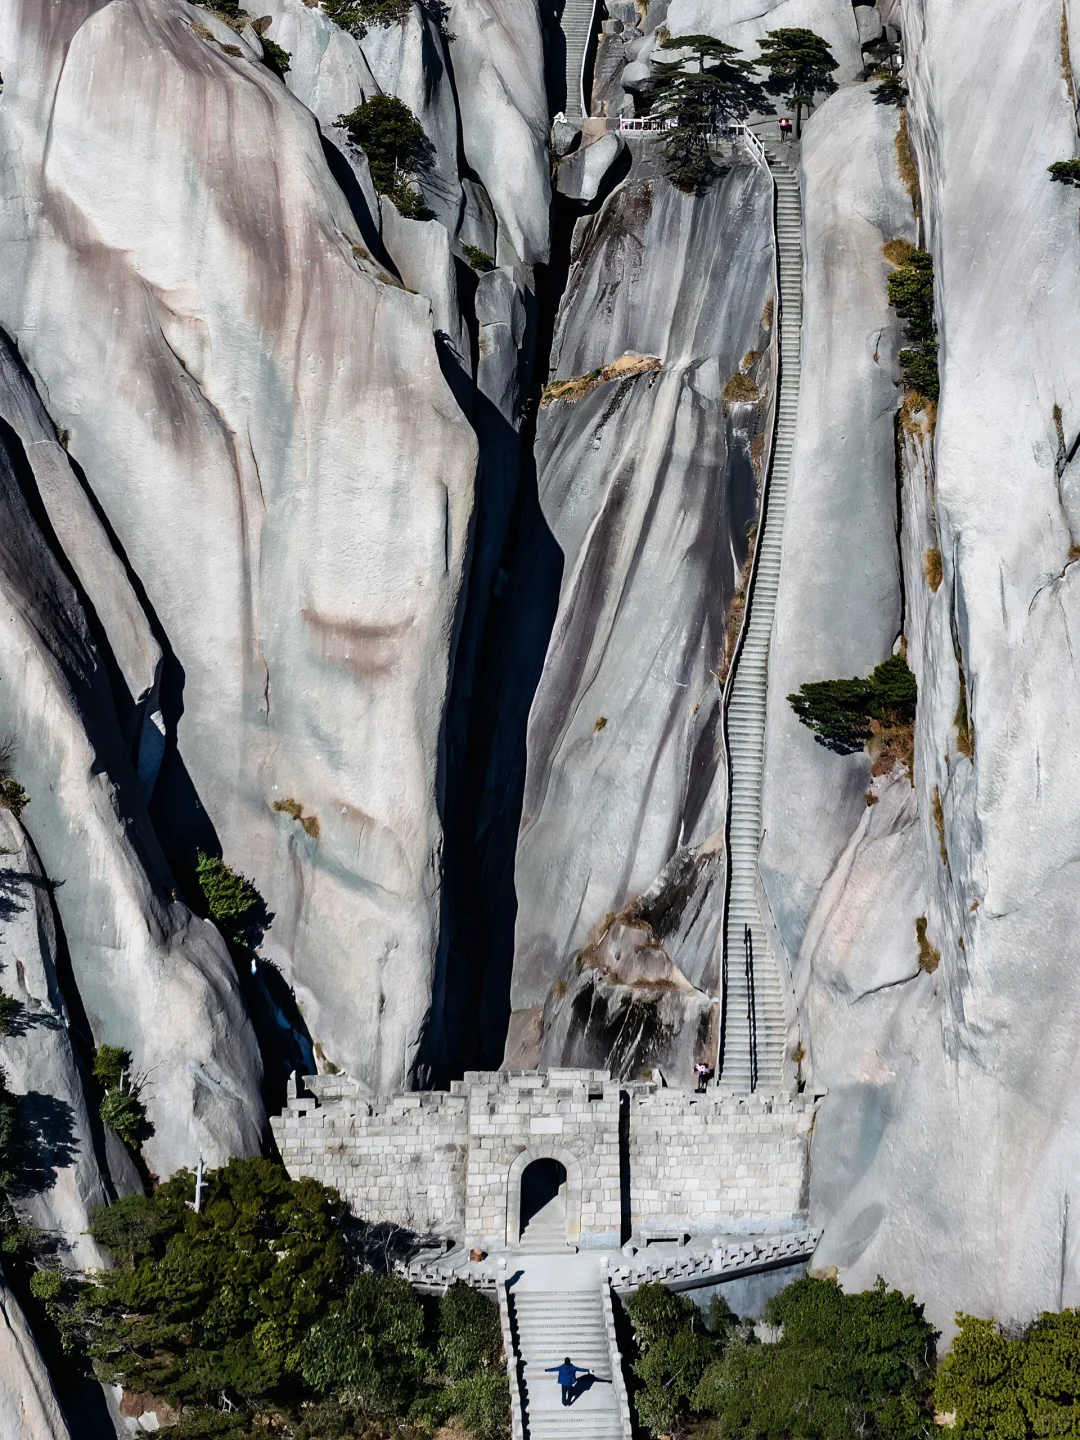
546, 1357, 588, 1406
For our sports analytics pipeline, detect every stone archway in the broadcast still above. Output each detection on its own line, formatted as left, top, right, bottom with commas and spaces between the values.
506, 1146, 584, 1247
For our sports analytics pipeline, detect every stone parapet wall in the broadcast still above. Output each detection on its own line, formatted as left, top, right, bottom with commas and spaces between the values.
629, 1090, 814, 1232
273, 1082, 469, 1235
270, 1070, 820, 1248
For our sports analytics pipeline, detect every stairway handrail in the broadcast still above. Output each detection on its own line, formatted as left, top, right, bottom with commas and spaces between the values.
579, 0, 602, 118
496, 1265, 526, 1440
598, 1259, 634, 1440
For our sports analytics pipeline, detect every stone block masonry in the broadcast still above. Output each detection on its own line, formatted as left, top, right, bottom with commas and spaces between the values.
271, 1069, 819, 1251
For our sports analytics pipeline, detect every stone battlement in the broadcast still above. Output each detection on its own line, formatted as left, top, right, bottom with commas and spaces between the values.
271, 1069, 820, 1252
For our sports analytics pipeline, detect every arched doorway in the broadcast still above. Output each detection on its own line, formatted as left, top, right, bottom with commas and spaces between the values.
506, 1148, 583, 1249
520, 1157, 567, 1243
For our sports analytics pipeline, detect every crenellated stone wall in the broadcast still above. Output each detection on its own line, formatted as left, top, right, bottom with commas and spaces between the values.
271, 1069, 819, 1251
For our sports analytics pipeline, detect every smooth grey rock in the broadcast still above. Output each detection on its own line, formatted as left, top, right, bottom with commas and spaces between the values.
0, 811, 111, 1271
445, 0, 551, 265
511, 159, 774, 1020
380, 200, 471, 372
0, 344, 267, 1178
555, 133, 623, 202
459, 178, 497, 258
261, 0, 379, 118
552, 119, 581, 159
760, 86, 911, 985
854, 4, 884, 45
0, 1268, 71, 1439
0, 333, 165, 798
0, 0, 477, 1093
790, 0, 1080, 1339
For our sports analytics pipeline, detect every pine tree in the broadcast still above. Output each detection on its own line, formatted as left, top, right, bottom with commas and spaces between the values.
756, 28, 839, 137
651, 34, 765, 194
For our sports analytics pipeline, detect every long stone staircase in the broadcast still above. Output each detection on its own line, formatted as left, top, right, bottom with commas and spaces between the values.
559, 0, 599, 119
509, 1279, 626, 1440
719, 141, 804, 1092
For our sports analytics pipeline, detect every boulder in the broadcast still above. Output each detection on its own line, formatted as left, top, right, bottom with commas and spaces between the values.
0, 334, 267, 1178
0, 1270, 71, 1439
555, 133, 623, 202
0, 810, 112, 1270
444, 0, 551, 265
794, 0, 1080, 1337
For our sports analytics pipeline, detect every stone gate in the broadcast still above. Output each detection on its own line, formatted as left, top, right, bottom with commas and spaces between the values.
272, 1069, 819, 1252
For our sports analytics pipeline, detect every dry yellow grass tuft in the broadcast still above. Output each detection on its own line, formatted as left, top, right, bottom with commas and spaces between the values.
762, 298, 774, 329
1069, 543, 1080, 563
882, 237, 915, 267
272, 796, 321, 839
924, 547, 943, 592
741, 349, 760, 371
723, 372, 761, 407
954, 668, 974, 761
915, 916, 941, 974
541, 352, 661, 406
895, 110, 922, 217
932, 786, 949, 870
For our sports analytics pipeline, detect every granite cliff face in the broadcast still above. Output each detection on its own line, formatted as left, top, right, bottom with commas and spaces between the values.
2, 0, 1080, 1395
779, 0, 1080, 1335
505, 150, 774, 1078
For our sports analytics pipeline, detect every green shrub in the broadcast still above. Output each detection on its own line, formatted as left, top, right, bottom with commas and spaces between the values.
933, 1311, 1080, 1439
196, 852, 259, 927
788, 652, 917, 755
260, 36, 291, 77
0, 993, 20, 1035
29, 1267, 64, 1302
98, 1087, 146, 1143
321, 0, 411, 38
626, 1284, 729, 1434
448, 1369, 510, 1440
887, 248, 939, 401
91, 1044, 129, 1092
0, 777, 28, 819
461, 243, 495, 272
88, 1192, 170, 1263
438, 1281, 502, 1378
91, 1044, 149, 1145
1049, 159, 1080, 185
337, 95, 428, 203
300, 1270, 429, 1410
696, 1278, 934, 1440
77, 1158, 350, 1406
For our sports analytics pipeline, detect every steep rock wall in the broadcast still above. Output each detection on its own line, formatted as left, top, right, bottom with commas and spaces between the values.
0, 333, 266, 1176
788, 0, 1080, 1334
0, 0, 477, 1091
760, 86, 912, 991
506, 149, 775, 1074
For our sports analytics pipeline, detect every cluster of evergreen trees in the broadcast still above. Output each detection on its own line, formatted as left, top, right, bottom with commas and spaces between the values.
650, 29, 839, 192
626, 1278, 1080, 1440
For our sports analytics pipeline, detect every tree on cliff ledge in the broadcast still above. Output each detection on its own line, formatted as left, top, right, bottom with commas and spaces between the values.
652, 34, 766, 193
757, 28, 839, 137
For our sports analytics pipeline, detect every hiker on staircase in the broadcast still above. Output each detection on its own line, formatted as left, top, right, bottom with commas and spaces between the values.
547, 1357, 590, 1407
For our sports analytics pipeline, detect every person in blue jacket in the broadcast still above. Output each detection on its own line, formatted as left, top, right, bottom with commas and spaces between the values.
546, 1357, 589, 1406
